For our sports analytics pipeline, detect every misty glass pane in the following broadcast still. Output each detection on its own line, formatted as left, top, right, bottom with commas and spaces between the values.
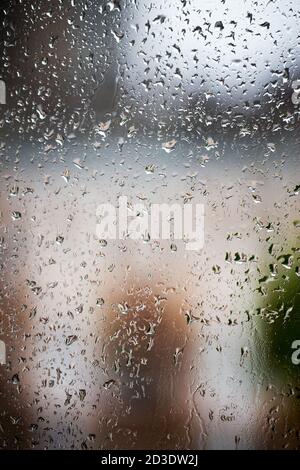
0, 0, 299, 450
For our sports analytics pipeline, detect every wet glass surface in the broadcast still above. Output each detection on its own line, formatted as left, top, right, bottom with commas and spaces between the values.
0, 0, 299, 449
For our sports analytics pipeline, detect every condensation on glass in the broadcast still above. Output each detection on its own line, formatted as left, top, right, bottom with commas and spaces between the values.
0, 0, 299, 450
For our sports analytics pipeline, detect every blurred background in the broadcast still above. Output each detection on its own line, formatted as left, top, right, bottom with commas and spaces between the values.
0, 0, 299, 449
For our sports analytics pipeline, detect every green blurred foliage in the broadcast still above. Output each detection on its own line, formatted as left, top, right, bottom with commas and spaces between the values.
258, 245, 300, 382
